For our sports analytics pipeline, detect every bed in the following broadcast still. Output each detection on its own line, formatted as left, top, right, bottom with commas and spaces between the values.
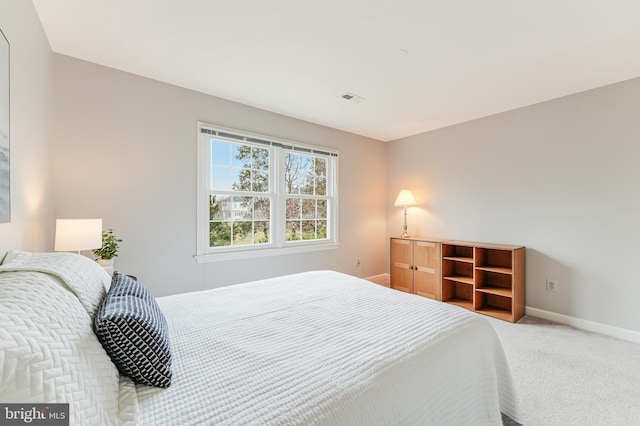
0, 251, 519, 425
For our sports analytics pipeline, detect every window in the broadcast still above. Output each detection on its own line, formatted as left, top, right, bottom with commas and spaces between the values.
197, 123, 338, 261
285, 152, 328, 242
209, 141, 272, 247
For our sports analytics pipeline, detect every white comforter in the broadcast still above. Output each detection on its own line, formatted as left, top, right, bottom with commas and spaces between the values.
132, 271, 519, 425
0, 251, 125, 425
0, 254, 518, 425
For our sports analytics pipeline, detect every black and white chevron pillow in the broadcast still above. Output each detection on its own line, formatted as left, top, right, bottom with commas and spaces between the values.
94, 272, 172, 388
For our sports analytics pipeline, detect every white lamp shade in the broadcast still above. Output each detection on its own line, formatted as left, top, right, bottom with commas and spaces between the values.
394, 190, 417, 207
54, 219, 103, 252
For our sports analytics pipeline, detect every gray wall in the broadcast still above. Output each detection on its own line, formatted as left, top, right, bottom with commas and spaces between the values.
52, 55, 387, 296
386, 77, 640, 332
0, 0, 54, 258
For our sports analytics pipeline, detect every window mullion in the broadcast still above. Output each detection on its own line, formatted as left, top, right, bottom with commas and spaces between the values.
275, 147, 286, 248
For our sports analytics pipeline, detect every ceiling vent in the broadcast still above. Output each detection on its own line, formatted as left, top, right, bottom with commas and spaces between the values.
341, 92, 366, 103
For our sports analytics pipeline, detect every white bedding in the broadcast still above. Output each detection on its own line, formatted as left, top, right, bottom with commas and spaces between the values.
0, 253, 519, 425
0, 252, 124, 425
132, 271, 519, 425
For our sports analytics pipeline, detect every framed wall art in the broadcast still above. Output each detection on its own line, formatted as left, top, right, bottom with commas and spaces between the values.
0, 28, 9, 223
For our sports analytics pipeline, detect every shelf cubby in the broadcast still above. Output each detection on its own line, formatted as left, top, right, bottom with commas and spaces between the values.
475, 247, 513, 270
442, 243, 474, 263
475, 270, 513, 296
475, 292, 514, 322
442, 279, 473, 310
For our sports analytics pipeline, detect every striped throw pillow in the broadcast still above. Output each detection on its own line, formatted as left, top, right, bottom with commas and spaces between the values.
94, 272, 172, 388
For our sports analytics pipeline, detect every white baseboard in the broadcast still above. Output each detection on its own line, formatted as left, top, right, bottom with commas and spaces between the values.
526, 306, 640, 344
356, 280, 639, 343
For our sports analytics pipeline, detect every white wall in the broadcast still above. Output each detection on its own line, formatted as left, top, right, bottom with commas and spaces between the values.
386, 77, 640, 332
52, 55, 386, 296
0, 0, 54, 258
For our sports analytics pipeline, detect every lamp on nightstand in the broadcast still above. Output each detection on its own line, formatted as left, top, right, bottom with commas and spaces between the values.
394, 190, 416, 238
54, 219, 103, 254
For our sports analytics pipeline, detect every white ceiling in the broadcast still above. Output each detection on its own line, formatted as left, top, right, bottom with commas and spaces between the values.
32, 0, 640, 142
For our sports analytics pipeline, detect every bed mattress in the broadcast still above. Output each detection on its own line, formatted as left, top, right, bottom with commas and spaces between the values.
130, 270, 519, 425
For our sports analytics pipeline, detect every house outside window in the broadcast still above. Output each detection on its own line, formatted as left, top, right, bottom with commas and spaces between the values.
196, 123, 338, 262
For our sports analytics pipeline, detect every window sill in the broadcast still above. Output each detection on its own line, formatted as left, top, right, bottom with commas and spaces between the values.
194, 242, 340, 263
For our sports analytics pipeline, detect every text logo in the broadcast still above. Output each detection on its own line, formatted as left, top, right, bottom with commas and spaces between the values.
1, 404, 69, 425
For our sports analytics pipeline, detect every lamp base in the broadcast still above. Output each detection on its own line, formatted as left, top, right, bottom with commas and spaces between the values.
401, 206, 409, 238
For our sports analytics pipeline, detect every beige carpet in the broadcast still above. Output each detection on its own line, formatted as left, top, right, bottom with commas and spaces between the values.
487, 315, 640, 426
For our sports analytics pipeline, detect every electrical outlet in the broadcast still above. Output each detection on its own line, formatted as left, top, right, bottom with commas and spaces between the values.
546, 279, 558, 292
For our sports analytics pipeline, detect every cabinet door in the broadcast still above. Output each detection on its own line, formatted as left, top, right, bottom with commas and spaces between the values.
390, 238, 413, 293
413, 240, 441, 300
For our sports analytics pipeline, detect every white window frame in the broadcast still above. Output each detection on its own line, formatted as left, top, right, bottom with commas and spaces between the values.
195, 122, 339, 263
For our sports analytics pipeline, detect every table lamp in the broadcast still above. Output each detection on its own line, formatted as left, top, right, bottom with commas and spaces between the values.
394, 190, 416, 238
54, 218, 103, 254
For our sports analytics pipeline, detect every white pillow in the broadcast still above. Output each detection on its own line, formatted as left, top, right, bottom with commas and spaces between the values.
0, 269, 122, 425
0, 250, 110, 318
1, 249, 19, 264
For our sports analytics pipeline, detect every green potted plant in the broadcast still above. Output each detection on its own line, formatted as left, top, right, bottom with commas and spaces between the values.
92, 229, 122, 275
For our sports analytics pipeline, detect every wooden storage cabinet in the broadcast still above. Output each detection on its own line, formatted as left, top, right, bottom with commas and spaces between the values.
390, 237, 442, 300
442, 241, 525, 323
390, 237, 525, 322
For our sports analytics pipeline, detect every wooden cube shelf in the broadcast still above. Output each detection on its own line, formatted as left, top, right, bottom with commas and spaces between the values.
443, 241, 525, 323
